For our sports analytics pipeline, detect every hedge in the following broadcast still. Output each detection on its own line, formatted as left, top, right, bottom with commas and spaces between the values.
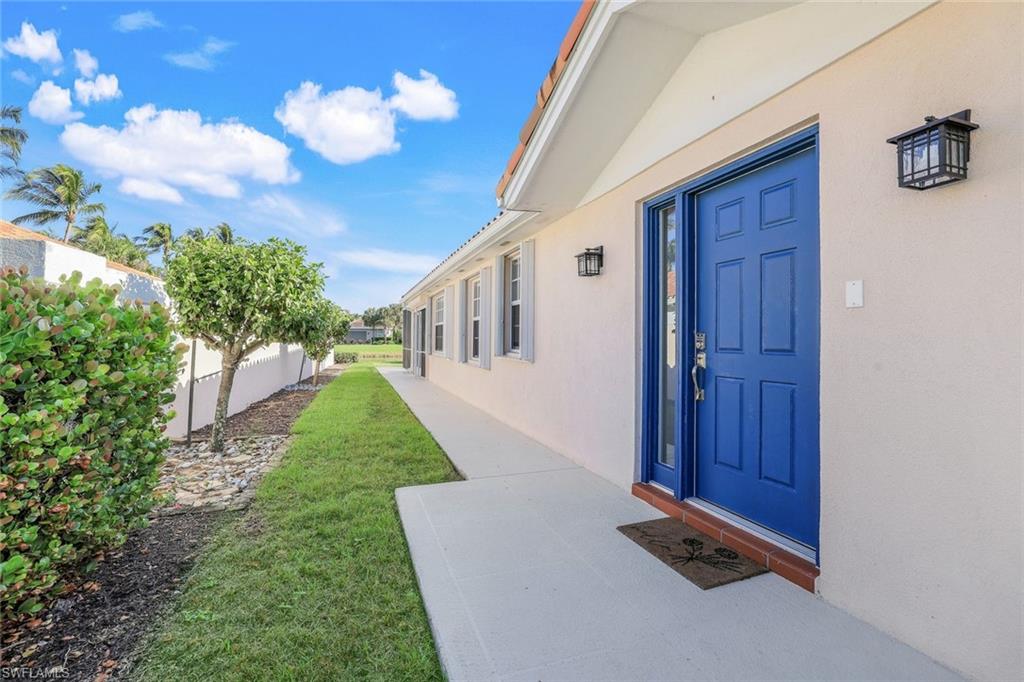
0, 267, 183, 621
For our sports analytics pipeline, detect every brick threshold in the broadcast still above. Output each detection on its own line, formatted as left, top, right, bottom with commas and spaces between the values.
632, 482, 819, 592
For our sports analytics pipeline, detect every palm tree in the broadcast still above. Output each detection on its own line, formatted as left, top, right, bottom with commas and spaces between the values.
182, 227, 207, 240
72, 214, 116, 247
1, 106, 28, 181
140, 222, 174, 260
71, 215, 153, 272
5, 164, 105, 242
362, 307, 386, 344
211, 222, 234, 244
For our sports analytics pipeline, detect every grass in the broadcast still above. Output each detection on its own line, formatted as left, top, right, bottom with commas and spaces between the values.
336, 343, 402, 360
135, 363, 460, 681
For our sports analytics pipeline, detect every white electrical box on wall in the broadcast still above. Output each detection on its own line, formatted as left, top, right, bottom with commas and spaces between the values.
845, 280, 864, 308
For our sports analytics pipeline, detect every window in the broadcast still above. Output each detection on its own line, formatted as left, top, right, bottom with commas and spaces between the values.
432, 293, 445, 354
469, 276, 481, 360
504, 251, 522, 354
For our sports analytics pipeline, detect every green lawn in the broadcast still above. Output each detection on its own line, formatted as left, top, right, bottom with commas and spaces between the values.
337, 343, 402, 360
135, 363, 459, 681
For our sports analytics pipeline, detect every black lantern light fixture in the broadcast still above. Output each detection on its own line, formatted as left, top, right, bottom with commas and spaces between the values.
886, 110, 979, 190
575, 246, 603, 277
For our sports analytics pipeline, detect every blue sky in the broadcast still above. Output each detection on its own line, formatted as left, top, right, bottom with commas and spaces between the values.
0, 1, 578, 312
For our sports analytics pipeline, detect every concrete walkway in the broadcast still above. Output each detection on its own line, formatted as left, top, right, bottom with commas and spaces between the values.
382, 366, 960, 682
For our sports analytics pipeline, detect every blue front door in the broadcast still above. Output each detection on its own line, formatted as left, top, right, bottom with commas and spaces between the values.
693, 145, 819, 548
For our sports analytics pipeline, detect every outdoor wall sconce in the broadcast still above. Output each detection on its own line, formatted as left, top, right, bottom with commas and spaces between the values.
575, 246, 604, 277
886, 110, 979, 190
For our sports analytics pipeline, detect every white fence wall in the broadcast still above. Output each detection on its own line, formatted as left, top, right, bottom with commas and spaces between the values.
165, 342, 333, 439
1, 231, 334, 440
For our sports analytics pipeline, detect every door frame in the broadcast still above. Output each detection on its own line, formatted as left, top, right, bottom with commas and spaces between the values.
641, 124, 820, 517
413, 305, 428, 378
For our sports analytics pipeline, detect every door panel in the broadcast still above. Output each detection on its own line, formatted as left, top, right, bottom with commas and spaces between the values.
694, 146, 819, 548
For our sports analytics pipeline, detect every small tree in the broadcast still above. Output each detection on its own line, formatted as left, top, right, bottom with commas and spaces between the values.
295, 299, 351, 386
165, 236, 324, 451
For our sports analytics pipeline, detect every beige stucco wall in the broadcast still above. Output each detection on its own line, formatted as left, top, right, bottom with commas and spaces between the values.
412, 4, 1022, 679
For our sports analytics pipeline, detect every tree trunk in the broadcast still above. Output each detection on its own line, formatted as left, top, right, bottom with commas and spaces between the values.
313, 359, 321, 387
62, 219, 73, 243
210, 351, 240, 453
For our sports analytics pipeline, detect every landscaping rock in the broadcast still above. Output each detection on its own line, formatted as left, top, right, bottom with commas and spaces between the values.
154, 436, 290, 514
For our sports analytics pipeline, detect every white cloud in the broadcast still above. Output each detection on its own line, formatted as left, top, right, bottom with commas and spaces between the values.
28, 81, 82, 124
10, 69, 35, 85
119, 178, 183, 204
60, 104, 299, 203
249, 192, 347, 237
113, 11, 162, 32
329, 273, 423, 315
74, 73, 122, 105
3, 22, 62, 64
419, 171, 490, 195
164, 37, 233, 71
389, 69, 458, 121
275, 81, 398, 165
72, 48, 97, 77
334, 248, 439, 275
275, 70, 458, 166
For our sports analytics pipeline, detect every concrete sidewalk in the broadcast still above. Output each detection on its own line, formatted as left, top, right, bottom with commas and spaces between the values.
382, 366, 960, 682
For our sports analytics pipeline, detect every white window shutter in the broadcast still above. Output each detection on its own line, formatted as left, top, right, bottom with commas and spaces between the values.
521, 239, 536, 362
479, 266, 492, 370
457, 280, 467, 363
493, 254, 505, 357
444, 285, 454, 360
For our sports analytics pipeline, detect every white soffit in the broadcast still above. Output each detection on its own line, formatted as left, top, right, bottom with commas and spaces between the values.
502, 0, 794, 215
580, 0, 935, 205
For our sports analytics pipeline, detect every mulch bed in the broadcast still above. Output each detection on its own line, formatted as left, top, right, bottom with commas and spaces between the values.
187, 364, 344, 439
1, 364, 345, 681
1, 511, 229, 681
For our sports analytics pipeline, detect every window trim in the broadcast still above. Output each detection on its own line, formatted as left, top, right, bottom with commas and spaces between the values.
431, 291, 445, 356
504, 249, 522, 356
468, 275, 482, 364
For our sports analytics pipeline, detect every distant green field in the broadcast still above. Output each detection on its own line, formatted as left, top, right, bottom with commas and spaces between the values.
336, 343, 402, 359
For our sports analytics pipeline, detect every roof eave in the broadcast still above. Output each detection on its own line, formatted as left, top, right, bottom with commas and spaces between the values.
496, 0, 621, 209
401, 210, 537, 304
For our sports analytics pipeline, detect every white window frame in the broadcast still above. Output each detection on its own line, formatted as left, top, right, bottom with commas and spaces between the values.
468, 275, 481, 363
431, 292, 445, 355
494, 240, 534, 362
504, 249, 522, 356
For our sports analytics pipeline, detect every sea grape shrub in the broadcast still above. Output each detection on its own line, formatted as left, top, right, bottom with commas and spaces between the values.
0, 267, 184, 621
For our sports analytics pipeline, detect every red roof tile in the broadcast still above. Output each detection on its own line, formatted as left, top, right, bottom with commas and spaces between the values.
495, 1, 596, 199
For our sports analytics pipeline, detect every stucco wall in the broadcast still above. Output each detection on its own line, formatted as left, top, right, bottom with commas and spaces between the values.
411, 3, 1022, 679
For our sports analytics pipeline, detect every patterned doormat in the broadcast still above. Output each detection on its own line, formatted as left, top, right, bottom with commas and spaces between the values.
618, 517, 768, 590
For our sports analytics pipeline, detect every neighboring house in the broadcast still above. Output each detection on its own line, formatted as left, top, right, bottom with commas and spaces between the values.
401, 3, 1022, 680
343, 318, 390, 343
0, 219, 328, 438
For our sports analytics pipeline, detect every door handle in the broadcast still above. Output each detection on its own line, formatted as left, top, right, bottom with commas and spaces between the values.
691, 351, 706, 402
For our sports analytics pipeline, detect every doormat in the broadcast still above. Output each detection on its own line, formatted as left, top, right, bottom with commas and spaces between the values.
618, 517, 768, 590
